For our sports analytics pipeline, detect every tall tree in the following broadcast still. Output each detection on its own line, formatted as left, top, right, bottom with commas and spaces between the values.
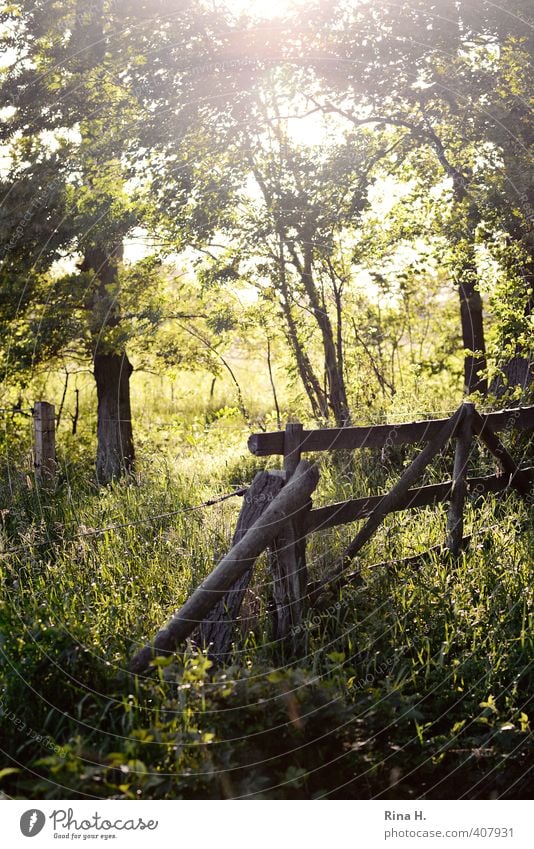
285, 0, 533, 398
0, 1, 139, 479
188, 103, 405, 426
0, 0, 232, 479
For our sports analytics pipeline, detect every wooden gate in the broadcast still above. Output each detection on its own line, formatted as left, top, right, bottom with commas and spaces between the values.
130, 402, 533, 674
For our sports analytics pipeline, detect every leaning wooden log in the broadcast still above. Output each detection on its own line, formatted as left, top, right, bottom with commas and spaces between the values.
311, 404, 465, 598
340, 405, 465, 565
197, 471, 284, 661
129, 461, 320, 675
472, 411, 532, 497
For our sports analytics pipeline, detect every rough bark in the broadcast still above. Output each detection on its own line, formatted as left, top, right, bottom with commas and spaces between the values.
94, 351, 135, 483
269, 519, 308, 644
81, 244, 135, 483
457, 260, 488, 396
33, 401, 56, 481
491, 356, 534, 399
268, 423, 308, 647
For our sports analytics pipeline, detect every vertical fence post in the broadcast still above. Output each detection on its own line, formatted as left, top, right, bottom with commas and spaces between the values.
283, 422, 303, 479
269, 422, 309, 649
33, 401, 56, 481
446, 402, 474, 555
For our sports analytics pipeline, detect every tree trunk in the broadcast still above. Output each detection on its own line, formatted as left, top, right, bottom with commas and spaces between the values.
81, 243, 135, 483
287, 240, 350, 425
448, 182, 488, 397
278, 240, 328, 420
321, 319, 350, 425
457, 261, 488, 396
279, 293, 329, 420
491, 356, 534, 399
94, 351, 135, 483
301, 247, 350, 425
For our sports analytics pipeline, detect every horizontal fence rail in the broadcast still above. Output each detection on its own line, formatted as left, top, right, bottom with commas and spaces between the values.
129, 402, 533, 675
248, 405, 534, 457
305, 467, 534, 533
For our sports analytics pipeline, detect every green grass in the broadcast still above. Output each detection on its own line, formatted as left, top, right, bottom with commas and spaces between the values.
0, 375, 532, 799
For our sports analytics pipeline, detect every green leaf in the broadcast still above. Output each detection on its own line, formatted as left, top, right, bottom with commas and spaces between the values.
0, 768, 20, 781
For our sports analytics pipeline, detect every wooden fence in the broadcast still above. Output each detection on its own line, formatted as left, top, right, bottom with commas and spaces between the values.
130, 402, 534, 674
33, 401, 56, 481
1, 400, 58, 481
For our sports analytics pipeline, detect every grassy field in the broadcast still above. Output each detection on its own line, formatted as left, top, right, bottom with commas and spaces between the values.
0, 367, 532, 799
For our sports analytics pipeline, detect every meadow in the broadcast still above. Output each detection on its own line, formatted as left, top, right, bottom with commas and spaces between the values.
0, 364, 532, 799
1, 0, 533, 807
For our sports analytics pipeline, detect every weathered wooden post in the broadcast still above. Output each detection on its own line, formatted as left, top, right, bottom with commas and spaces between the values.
269, 422, 309, 647
33, 401, 56, 481
283, 421, 304, 478
446, 402, 474, 555
129, 461, 319, 674
197, 470, 285, 661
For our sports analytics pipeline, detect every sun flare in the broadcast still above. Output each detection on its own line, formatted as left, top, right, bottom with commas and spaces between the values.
223, 0, 305, 20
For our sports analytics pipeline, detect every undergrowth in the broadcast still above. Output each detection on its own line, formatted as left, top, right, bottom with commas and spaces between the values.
0, 407, 532, 800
